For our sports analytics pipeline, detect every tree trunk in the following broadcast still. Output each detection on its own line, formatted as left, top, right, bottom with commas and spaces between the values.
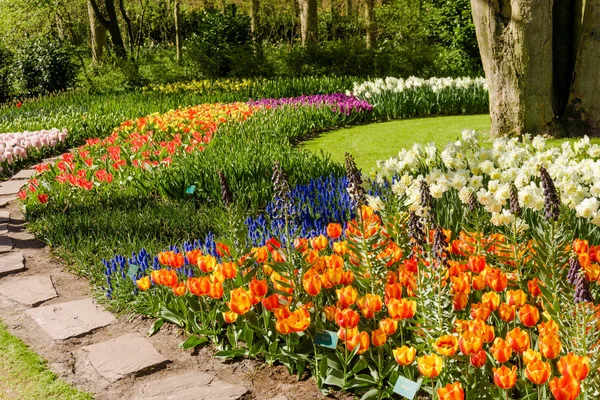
471, 0, 554, 136
88, 0, 107, 63
118, 0, 135, 51
250, 0, 260, 36
345, 0, 353, 16
365, 0, 375, 49
299, 0, 318, 45
174, 0, 182, 65
565, 1, 600, 134
89, 0, 128, 59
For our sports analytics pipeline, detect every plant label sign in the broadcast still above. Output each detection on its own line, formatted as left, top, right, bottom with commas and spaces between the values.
314, 329, 338, 349
393, 376, 422, 399
185, 185, 196, 195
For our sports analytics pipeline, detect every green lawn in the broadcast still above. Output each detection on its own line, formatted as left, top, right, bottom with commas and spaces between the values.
302, 114, 492, 172
0, 322, 92, 400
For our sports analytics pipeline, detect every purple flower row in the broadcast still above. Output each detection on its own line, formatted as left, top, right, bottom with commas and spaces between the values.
248, 93, 373, 115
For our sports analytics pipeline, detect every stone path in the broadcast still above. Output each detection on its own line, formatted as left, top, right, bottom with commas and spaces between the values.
0, 166, 260, 400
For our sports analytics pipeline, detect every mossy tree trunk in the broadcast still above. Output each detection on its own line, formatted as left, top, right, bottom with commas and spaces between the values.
365, 0, 376, 49
87, 0, 107, 64
300, 0, 318, 45
471, 0, 600, 136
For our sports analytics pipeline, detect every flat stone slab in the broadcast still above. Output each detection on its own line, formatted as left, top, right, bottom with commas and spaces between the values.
0, 236, 14, 253
0, 252, 26, 277
26, 298, 116, 340
0, 210, 8, 223
83, 333, 168, 382
132, 371, 248, 400
0, 223, 7, 234
0, 195, 17, 207
0, 274, 57, 307
0, 180, 25, 196
11, 169, 36, 180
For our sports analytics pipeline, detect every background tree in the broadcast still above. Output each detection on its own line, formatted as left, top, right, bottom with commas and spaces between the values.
89, 0, 128, 58
299, 0, 318, 45
87, 0, 107, 63
365, 0, 375, 49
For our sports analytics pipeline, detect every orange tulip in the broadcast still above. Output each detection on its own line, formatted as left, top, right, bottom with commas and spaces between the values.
261, 294, 280, 311
486, 268, 508, 292
347, 331, 370, 354
388, 298, 416, 320
220, 262, 238, 279
379, 318, 398, 335
470, 302, 491, 321
136, 276, 151, 291
525, 359, 551, 385
452, 292, 469, 311
198, 254, 216, 273
451, 273, 470, 294
437, 382, 464, 400
493, 365, 518, 389
523, 349, 542, 365
223, 311, 238, 323
472, 272, 486, 291
208, 281, 224, 299
527, 278, 542, 297
490, 337, 513, 363
372, 328, 387, 347
323, 305, 337, 321
468, 255, 486, 273
506, 327, 530, 353
573, 239, 589, 254
335, 308, 360, 329
303, 273, 322, 296
357, 294, 383, 319
434, 334, 459, 357
249, 278, 268, 298
186, 249, 202, 266
458, 331, 483, 356
537, 319, 559, 336
172, 282, 186, 296
161, 270, 179, 287
338, 327, 359, 342
385, 283, 403, 302
481, 291, 500, 311
311, 235, 328, 251
336, 285, 358, 308
276, 307, 310, 334
549, 375, 581, 400
417, 354, 443, 378
228, 287, 252, 315
326, 223, 343, 239
293, 238, 308, 252
470, 350, 487, 368
252, 246, 269, 263
333, 240, 348, 255
506, 289, 527, 307
497, 303, 516, 322
539, 333, 561, 359
557, 352, 590, 381
393, 346, 416, 366
518, 304, 540, 327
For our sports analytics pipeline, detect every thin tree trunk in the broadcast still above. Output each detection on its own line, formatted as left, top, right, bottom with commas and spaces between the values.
565, 1, 600, 134
299, 0, 318, 45
250, 0, 260, 36
87, 0, 107, 63
345, 0, 353, 16
365, 0, 375, 49
174, 0, 182, 65
118, 0, 135, 52
470, 0, 554, 136
89, 0, 128, 59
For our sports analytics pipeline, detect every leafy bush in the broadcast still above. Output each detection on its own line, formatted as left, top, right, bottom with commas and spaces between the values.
0, 43, 12, 102
13, 36, 77, 95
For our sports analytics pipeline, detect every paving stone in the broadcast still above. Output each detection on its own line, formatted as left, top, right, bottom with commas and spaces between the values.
0, 180, 25, 196
0, 274, 57, 307
132, 371, 248, 400
26, 298, 116, 340
0, 210, 9, 223
0, 236, 14, 253
7, 229, 36, 242
11, 169, 36, 180
0, 252, 26, 277
83, 333, 168, 382
267, 397, 288, 400
0, 195, 17, 207
0, 223, 7, 234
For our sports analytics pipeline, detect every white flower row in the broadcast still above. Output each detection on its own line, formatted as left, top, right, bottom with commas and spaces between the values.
374, 131, 600, 226
349, 77, 487, 98
0, 128, 68, 165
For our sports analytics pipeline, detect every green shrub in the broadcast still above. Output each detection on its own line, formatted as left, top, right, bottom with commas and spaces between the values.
13, 36, 77, 95
0, 43, 12, 102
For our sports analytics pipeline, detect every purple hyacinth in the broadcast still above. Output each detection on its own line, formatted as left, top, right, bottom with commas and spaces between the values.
248, 93, 373, 115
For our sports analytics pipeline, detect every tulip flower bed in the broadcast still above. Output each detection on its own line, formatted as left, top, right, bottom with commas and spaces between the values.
351, 76, 488, 120
0, 128, 68, 176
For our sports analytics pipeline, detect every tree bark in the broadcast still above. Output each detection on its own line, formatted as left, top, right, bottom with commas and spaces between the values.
250, 0, 260, 36
299, 0, 318, 45
365, 0, 375, 49
174, 0, 182, 65
118, 0, 135, 50
89, 0, 128, 59
87, 0, 107, 63
470, 0, 554, 136
565, 1, 600, 134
